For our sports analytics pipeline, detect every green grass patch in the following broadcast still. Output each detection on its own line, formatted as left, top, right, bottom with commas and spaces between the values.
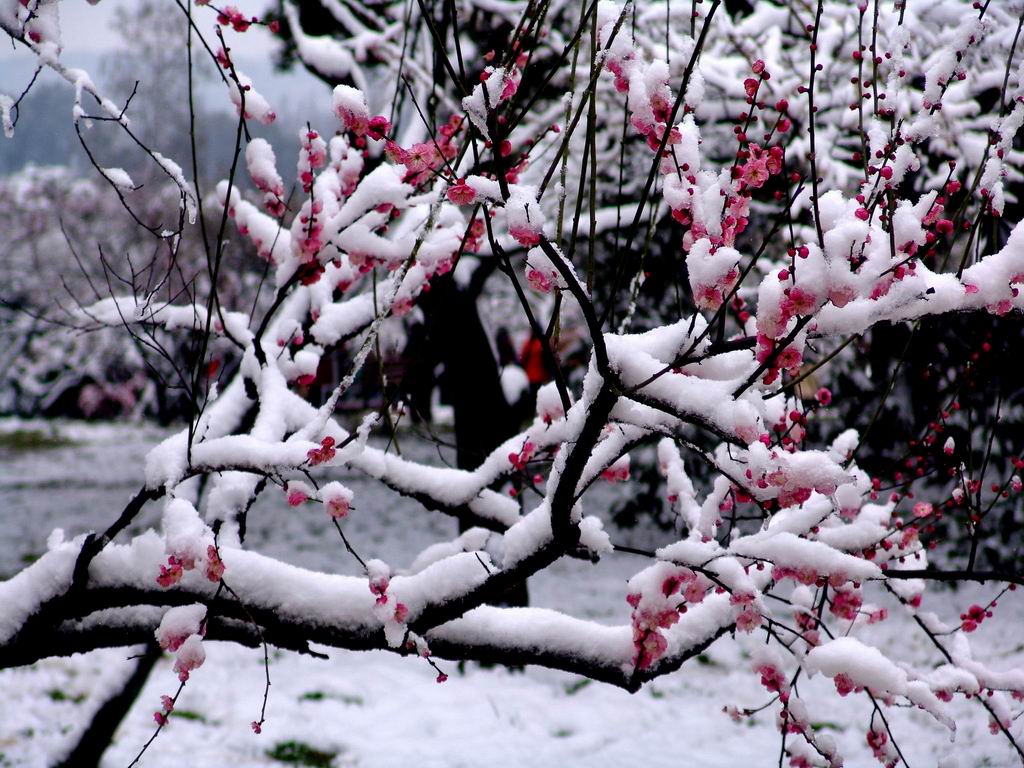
0, 428, 67, 451
299, 691, 363, 706
810, 721, 845, 732
172, 710, 206, 722
563, 678, 592, 696
267, 741, 337, 767
46, 689, 85, 704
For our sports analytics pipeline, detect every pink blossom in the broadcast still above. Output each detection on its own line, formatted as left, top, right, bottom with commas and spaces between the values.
912, 501, 933, 518
402, 142, 441, 176
694, 283, 725, 310
740, 159, 770, 189
447, 180, 477, 206
834, 672, 856, 696
508, 441, 535, 471
776, 345, 803, 373
736, 607, 762, 632
960, 604, 989, 632
326, 496, 350, 519
500, 72, 520, 101
205, 545, 225, 582
173, 636, 206, 682
392, 296, 415, 317
784, 286, 818, 316
828, 286, 857, 307
830, 588, 863, 620
683, 579, 708, 604
601, 457, 630, 482
307, 436, 336, 466
217, 6, 252, 32
662, 571, 692, 596
528, 266, 561, 292
157, 556, 184, 588
338, 111, 368, 136
370, 572, 390, 605
509, 224, 542, 247
755, 663, 787, 694
633, 628, 669, 669
367, 116, 390, 141
394, 602, 409, 623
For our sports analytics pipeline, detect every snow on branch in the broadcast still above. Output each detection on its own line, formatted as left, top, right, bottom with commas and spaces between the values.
4, 0, 1024, 764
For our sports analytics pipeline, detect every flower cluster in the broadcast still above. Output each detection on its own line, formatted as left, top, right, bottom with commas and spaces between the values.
385, 115, 463, 187
729, 592, 763, 633
366, 560, 411, 648
156, 555, 185, 588
216, 6, 255, 33
829, 587, 863, 621
960, 603, 993, 633
155, 605, 208, 683
297, 128, 328, 194
205, 545, 225, 582
866, 727, 897, 767
624, 566, 712, 670
755, 661, 789, 700
153, 694, 175, 726
600, 455, 630, 483
245, 139, 286, 217
508, 440, 535, 472
332, 85, 390, 142
307, 436, 337, 466
321, 481, 354, 520
285, 481, 312, 507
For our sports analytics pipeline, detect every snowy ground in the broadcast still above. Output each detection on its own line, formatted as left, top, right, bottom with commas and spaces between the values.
1, 419, 1023, 767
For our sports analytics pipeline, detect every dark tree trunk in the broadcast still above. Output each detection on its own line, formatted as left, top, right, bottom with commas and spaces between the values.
55, 642, 161, 768
422, 278, 518, 470
419, 269, 529, 607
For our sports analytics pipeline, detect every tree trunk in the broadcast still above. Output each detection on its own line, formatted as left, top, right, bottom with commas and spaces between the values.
55, 642, 161, 768
420, 273, 529, 607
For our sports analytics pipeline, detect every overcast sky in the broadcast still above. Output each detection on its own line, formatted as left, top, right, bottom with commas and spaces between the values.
1, 1, 325, 107
57, 0, 278, 55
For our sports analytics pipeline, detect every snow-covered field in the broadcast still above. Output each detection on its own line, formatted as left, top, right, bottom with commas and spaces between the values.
1, 419, 1022, 767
